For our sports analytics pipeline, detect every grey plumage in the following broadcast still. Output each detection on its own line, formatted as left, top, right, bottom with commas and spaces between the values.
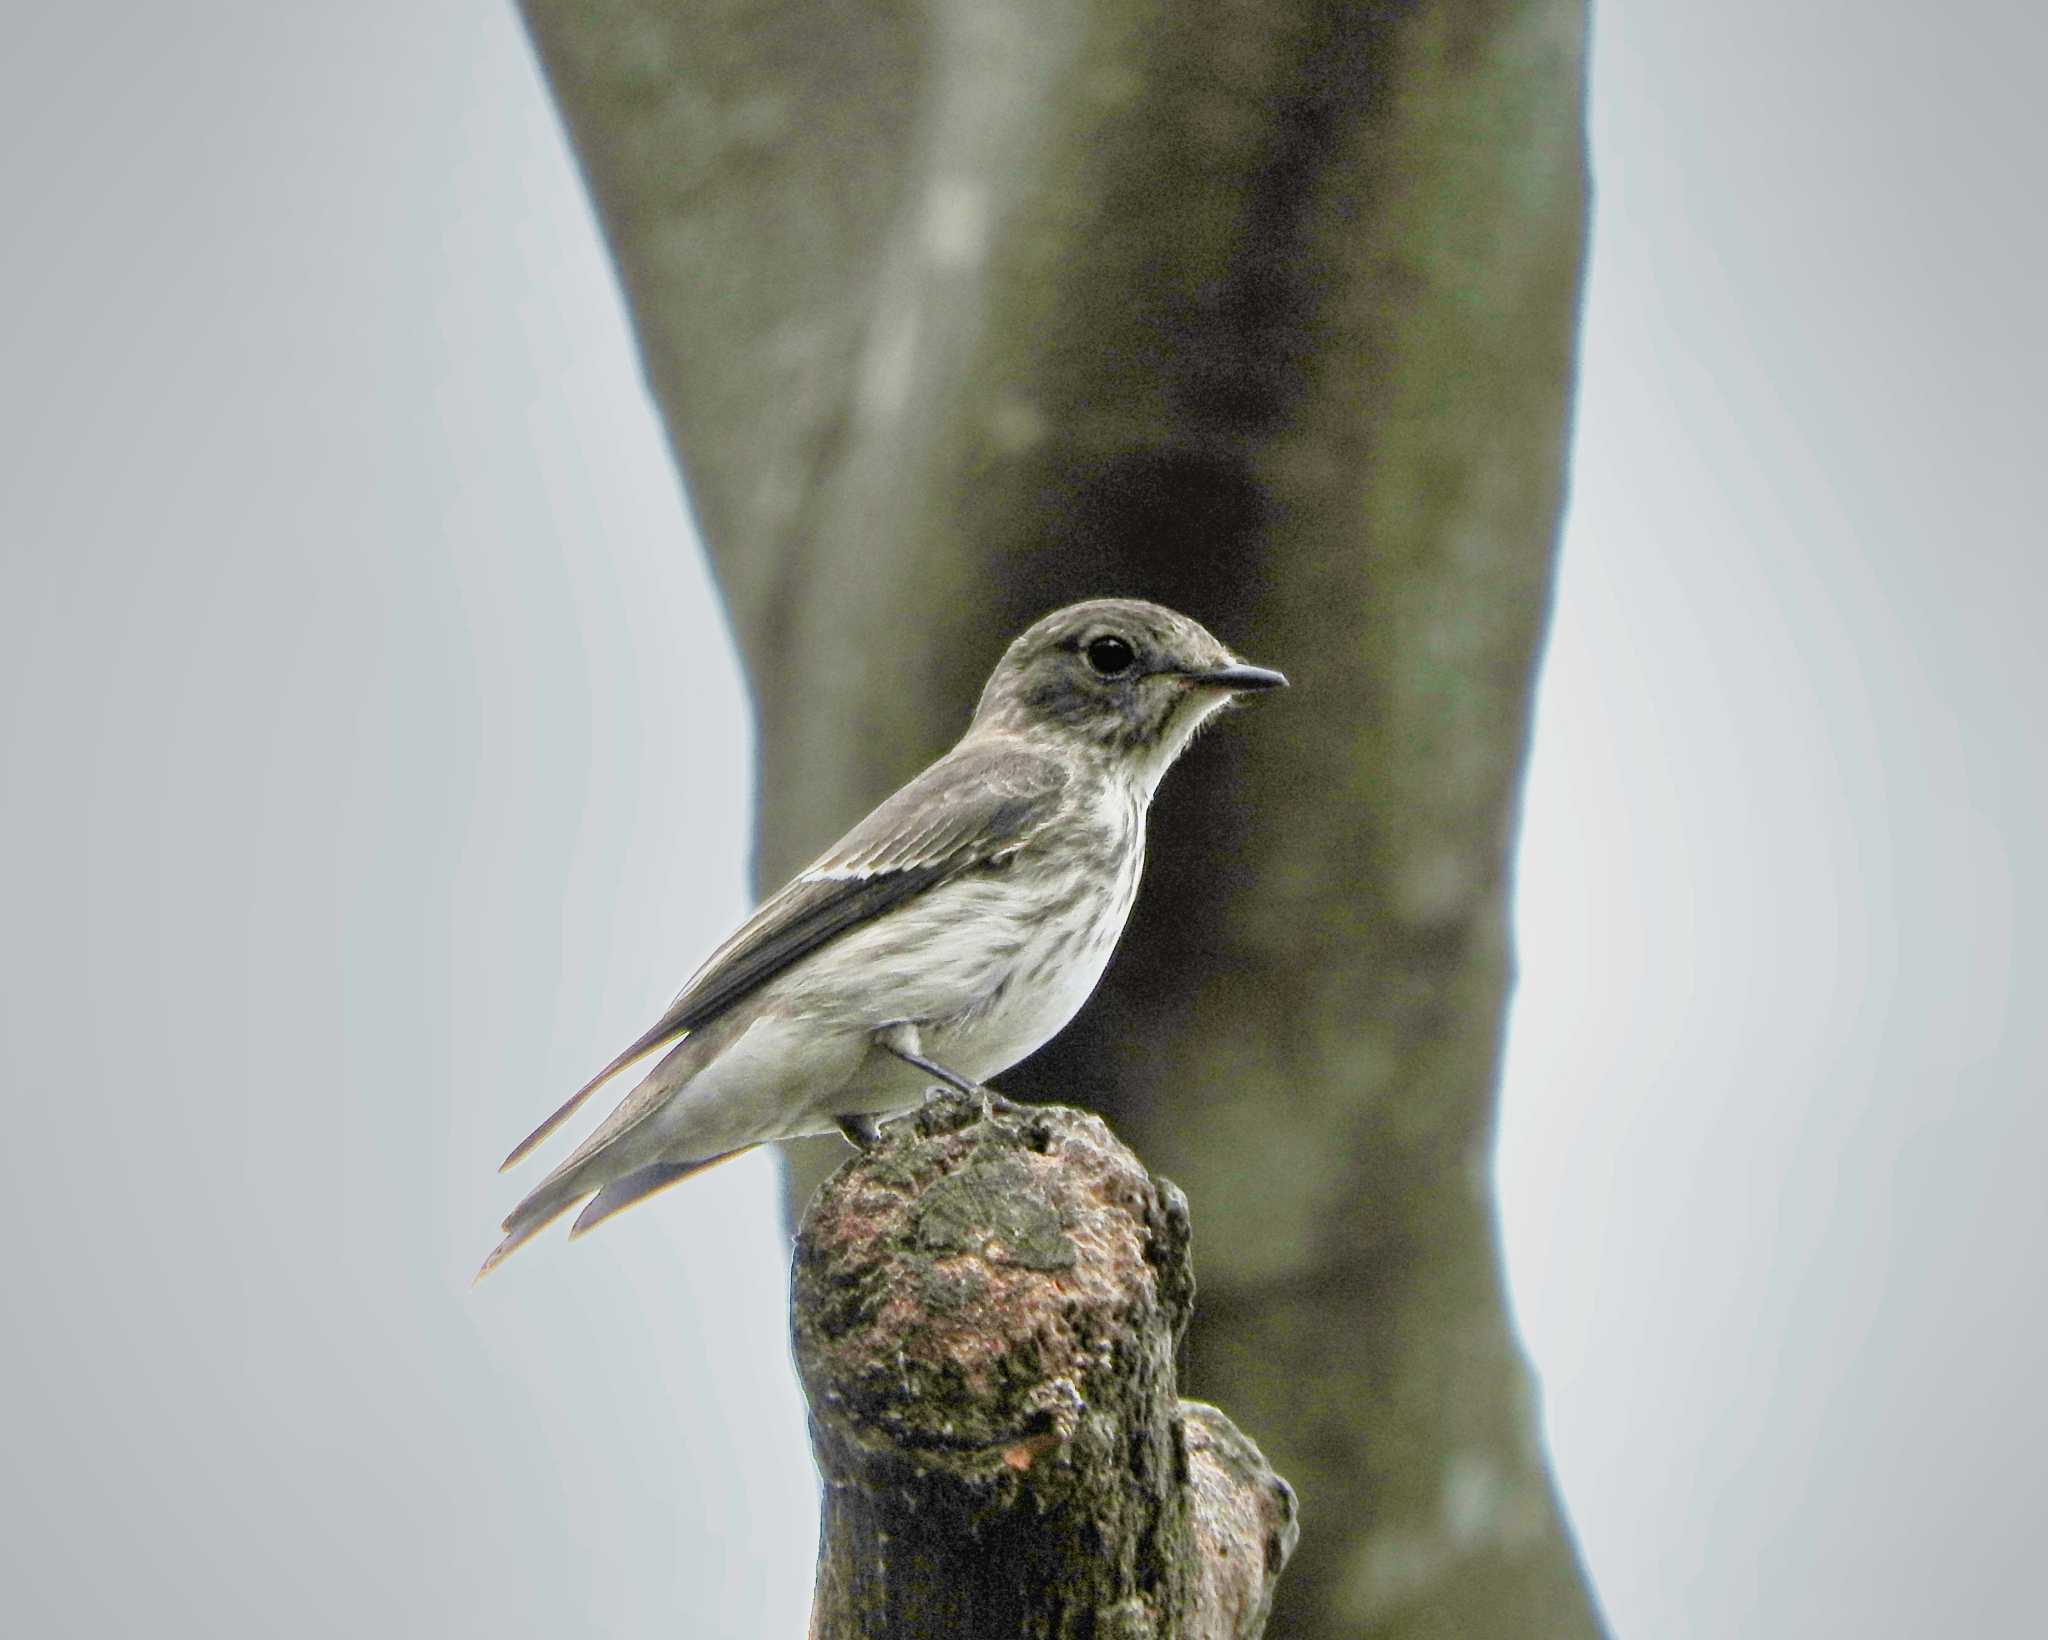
495, 743, 1066, 1175
480, 598, 1284, 1277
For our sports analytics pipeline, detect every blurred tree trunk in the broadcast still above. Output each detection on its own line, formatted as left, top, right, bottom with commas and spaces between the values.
518, 0, 1599, 1633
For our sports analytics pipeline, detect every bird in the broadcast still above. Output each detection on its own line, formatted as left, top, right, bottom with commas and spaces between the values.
479, 597, 1285, 1277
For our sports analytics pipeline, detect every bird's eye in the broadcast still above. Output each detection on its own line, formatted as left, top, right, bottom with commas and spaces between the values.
1084, 635, 1136, 678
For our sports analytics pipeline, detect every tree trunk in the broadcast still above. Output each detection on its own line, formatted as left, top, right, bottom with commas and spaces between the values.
519, 0, 1600, 1631
795, 1091, 1295, 1639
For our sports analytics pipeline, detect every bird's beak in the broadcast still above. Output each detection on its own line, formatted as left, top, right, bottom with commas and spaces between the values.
1187, 662, 1288, 693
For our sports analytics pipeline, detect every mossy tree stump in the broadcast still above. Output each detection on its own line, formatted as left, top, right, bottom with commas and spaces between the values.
794, 1091, 1297, 1639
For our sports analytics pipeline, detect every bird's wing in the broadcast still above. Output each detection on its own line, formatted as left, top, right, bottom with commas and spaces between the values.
499, 740, 1068, 1170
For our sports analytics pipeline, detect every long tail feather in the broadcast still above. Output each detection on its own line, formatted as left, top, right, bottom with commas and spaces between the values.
475, 1138, 625, 1282
474, 1145, 756, 1281
568, 1147, 757, 1240
498, 1027, 683, 1173
473, 1189, 589, 1283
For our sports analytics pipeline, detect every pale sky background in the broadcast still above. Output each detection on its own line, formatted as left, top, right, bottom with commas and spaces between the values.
2, 4, 2041, 1638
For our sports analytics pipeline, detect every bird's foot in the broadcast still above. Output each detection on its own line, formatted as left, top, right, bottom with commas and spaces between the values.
836, 1113, 886, 1151
975, 1086, 1024, 1123
911, 1080, 1021, 1131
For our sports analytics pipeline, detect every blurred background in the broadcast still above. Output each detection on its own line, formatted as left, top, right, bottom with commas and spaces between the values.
2, 3, 2041, 1636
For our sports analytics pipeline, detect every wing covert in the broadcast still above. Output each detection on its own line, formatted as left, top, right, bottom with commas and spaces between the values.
667, 741, 1067, 1027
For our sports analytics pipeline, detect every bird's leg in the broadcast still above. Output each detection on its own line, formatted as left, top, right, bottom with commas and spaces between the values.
873, 1023, 1021, 1123
836, 1113, 886, 1151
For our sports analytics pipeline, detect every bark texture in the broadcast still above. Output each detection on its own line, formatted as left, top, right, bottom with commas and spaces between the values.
795, 1091, 1296, 1639
518, 0, 1600, 1631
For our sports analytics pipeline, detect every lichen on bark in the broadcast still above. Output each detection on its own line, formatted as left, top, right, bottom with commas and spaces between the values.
795, 1091, 1293, 1639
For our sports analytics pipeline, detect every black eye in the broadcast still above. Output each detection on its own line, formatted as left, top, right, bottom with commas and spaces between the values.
1084, 635, 1136, 678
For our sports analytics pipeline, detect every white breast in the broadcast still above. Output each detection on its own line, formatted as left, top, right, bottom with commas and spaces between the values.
931, 780, 1146, 1078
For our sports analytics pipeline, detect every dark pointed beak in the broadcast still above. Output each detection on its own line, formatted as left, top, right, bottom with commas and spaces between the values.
1188, 662, 1288, 693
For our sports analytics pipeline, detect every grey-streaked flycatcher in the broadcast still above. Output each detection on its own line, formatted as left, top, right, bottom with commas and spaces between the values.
480, 598, 1284, 1276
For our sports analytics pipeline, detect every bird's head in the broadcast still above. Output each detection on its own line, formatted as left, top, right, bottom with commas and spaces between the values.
969, 598, 1286, 792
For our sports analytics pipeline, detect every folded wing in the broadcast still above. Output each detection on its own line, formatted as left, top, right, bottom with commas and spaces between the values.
498, 739, 1068, 1170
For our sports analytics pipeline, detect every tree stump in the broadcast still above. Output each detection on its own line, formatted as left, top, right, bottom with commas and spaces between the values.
793, 1090, 1297, 1639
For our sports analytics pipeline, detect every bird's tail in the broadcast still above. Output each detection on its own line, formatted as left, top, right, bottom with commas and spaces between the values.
477, 1027, 733, 1280
474, 1164, 595, 1282
474, 1143, 756, 1281
498, 1025, 683, 1173
571, 1149, 757, 1238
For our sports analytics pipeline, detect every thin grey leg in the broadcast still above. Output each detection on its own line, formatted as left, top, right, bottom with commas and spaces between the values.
874, 1023, 1022, 1120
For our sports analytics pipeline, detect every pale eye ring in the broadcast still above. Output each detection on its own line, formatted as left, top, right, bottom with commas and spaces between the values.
1084, 635, 1137, 678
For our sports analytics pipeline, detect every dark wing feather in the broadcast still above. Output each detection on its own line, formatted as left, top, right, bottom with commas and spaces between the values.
499, 741, 1066, 1170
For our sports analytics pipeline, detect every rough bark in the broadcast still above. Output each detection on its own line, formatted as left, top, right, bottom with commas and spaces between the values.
518, 0, 1600, 1632
795, 1091, 1296, 1639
